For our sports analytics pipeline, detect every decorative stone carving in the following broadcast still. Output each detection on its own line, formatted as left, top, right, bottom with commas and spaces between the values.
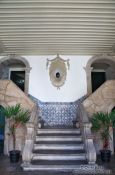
46, 54, 70, 89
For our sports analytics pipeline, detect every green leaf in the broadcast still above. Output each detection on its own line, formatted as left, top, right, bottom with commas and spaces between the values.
15, 109, 30, 124
91, 111, 115, 149
2, 104, 21, 119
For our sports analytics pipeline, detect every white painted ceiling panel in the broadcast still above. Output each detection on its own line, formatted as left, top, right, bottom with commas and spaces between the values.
0, 0, 115, 55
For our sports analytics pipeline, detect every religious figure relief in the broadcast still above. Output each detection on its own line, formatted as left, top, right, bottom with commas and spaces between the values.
46, 54, 70, 89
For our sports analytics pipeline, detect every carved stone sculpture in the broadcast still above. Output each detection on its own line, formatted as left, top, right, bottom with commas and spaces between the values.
46, 54, 70, 89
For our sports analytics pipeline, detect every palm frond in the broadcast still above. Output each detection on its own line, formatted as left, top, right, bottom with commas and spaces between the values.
2, 103, 30, 150
91, 111, 115, 149
2, 104, 21, 119
15, 109, 30, 124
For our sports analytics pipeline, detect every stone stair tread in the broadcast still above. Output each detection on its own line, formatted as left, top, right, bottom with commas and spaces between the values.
36, 136, 82, 142
36, 135, 82, 138
35, 141, 83, 144
23, 164, 89, 171
31, 160, 87, 165
37, 133, 81, 136
33, 149, 85, 154
32, 153, 86, 160
33, 153, 86, 156
23, 164, 111, 174
34, 143, 84, 150
37, 129, 81, 134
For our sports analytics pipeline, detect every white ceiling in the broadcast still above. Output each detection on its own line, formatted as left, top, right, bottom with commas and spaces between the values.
0, 0, 115, 55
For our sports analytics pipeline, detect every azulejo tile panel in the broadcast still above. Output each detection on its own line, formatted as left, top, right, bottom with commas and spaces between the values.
29, 95, 86, 126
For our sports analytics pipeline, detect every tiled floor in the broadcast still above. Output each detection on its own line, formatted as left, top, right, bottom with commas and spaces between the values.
0, 155, 115, 175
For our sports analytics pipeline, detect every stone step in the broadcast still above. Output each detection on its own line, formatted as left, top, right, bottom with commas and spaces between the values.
35, 141, 83, 145
31, 160, 87, 165
35, 135, 82, 142
33, 149, 85, 154
23, 164, 86, 171
32, 153, 86, 161
37, 129, 81, 135
22, 164, 111, 174
34, 143, 84, 150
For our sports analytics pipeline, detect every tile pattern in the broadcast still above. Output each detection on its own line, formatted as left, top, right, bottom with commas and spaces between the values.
29, 95, 86, 126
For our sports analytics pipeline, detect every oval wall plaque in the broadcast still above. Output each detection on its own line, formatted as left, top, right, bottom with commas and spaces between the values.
46, 54, 70, 89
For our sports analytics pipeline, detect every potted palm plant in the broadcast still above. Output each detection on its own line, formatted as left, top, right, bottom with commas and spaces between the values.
91, 111, 115, 162
2, 104, 30, 163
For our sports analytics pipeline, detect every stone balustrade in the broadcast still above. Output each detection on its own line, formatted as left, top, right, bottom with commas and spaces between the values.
83, 80, 115, 116
78, 104, 96, 164
22, 105, 38, 165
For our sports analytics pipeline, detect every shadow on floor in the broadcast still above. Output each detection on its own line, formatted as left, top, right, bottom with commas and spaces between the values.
0, 155, 115, 175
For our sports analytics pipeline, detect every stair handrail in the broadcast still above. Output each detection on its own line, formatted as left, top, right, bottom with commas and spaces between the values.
22, 104, 38, 166
78, 103, 96, 164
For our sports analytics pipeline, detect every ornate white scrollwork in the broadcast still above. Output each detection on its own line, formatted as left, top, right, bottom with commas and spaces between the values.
46, 54, 70, 89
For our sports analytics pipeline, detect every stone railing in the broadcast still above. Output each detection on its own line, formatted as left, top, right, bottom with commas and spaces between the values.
83, 80, 115, 116
22, 104, 38, 166
0, 80, 35, 154
78, 104, 96, 164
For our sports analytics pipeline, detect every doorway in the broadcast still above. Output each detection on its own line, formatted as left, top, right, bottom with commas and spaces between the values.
91, 71, 106, 92
0, 106, 5, 155
10, 71, 25, 91
111, 107, 115, 154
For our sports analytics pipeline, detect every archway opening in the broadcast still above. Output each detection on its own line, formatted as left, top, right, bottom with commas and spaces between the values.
85, 55, 115, 94
0, 56, 31, 94
91, 61, 109, 92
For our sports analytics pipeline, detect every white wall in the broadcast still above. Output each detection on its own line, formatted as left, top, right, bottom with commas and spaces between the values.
0, 55, 91, 102
24, 55, 91, 102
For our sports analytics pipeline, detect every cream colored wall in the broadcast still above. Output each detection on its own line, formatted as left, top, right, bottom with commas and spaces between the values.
24, 55, 91, 102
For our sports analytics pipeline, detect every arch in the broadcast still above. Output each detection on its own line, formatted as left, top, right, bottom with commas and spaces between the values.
85, 54, 115, 95
0, 55, 31, 94
0, 54, 30, 68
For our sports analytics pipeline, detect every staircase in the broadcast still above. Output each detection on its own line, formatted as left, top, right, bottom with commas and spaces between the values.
22, 104, 111, 174
23, 127, 88, 171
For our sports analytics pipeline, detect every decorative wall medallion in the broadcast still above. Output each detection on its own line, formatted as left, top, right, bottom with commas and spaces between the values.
46, 54, 70, 89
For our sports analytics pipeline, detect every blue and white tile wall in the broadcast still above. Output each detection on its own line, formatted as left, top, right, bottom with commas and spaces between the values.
30, 95, 86, 126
